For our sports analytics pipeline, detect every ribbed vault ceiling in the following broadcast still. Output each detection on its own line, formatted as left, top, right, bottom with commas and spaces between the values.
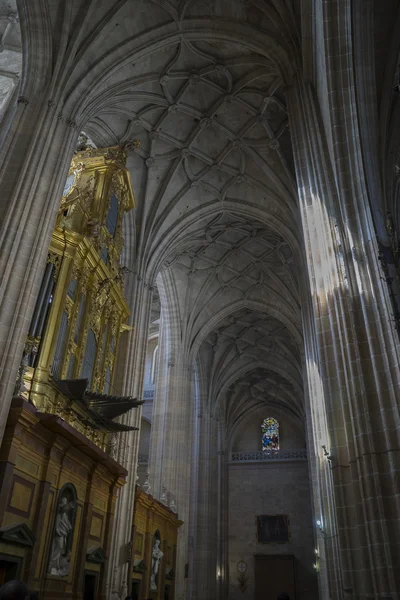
197, 307, 303, 426
8, 0, 302, 428
78, 0, 303, 428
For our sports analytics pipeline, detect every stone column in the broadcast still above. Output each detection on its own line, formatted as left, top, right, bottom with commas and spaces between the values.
106, 273, 152, 600
148, 307, 168, 496
300, 286, 342, 599
148, 271, 196, 600
0, 94, 79, 445
188, 376, 218, 600
288, 79, 400, 598
216, 420, 228, 600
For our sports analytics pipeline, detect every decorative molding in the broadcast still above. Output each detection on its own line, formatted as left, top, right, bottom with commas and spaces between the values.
231, 449, 307, 462
87, 546, 106, 564
133, 559, 146, 573
0, 522, 35, 547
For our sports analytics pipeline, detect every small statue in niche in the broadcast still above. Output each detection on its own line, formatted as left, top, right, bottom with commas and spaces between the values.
149, 538, 164, 591
48, 486, 77, 577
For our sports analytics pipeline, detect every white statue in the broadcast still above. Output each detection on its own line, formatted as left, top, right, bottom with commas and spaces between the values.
149, 539, 164, 591
48, 496, 76, 576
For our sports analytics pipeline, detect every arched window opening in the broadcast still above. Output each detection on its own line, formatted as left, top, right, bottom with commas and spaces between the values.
261, 417, 279, 451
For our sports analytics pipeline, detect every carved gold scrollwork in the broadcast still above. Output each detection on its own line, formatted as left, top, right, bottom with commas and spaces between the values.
90, 312, 101, 339
110, 313, 119, 339
76, 329, 88, 374
80, 268, 90, 294
105, 352, 115, 372
47, 252, 62, 280
92, 371, 102, 392
104, 147, 126, 164
26, 335, 41, 355
64, 297, 73, 320
54, 396, 67, 418
80, 174, 97, 213
114, 224, 124, 256
64, 339, 77, 370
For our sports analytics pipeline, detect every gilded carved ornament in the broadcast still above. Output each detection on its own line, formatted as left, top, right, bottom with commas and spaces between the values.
76, 338, 87, 375
79, 267, 90, 293
62, 161, 85, 199
26, 146, 134, 451
104, 353, 115, 371
47, 252, 62, 280
13, 335, 40, 397
110, 314, 119, 340
60, 173, 97, 231
64, 297, 74, 320
62, 346, 76, 378
88, 312, 101, 339
92, 372, 102, 393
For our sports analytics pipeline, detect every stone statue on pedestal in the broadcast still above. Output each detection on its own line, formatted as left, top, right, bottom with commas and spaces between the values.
149, 539, 163, 591
48, 489, 76, 576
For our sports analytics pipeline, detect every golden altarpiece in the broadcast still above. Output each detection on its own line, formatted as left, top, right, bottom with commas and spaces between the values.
0, 146, 142, 600
131, 487, 182, 600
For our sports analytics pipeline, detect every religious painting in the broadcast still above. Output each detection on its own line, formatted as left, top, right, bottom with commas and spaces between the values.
256, 515, 290, 543
261, 417, 279, 451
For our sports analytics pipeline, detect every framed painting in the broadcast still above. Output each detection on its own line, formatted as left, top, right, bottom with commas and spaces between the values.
256, 515, 290, 543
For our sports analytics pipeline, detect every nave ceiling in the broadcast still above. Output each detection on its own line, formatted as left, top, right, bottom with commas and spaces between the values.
79, 0, 304, 429
11, 0, 305, 429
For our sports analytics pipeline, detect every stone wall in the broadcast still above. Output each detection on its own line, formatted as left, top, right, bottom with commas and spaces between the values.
231, 409, 306, 453
227, 460, 318, 600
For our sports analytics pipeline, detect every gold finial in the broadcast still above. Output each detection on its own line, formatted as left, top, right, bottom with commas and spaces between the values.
123, 139, 141, 151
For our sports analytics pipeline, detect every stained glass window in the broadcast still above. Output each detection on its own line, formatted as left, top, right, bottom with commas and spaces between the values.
261, 417, 279, 451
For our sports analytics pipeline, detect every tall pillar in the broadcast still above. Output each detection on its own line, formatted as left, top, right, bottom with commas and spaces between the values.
148, 271, 196, 600
216, 420, 228, 600
106, 273, 152, 600
0, 96, 78, 445
288, 80, 400, 599
300, 285, 342, 599
189, 370, 218, 600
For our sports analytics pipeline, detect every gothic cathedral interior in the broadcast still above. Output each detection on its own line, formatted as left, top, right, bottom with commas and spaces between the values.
0, 2, 399, 600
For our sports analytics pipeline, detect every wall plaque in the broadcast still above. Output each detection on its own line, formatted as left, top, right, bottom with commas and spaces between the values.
256, 514, 290, 543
